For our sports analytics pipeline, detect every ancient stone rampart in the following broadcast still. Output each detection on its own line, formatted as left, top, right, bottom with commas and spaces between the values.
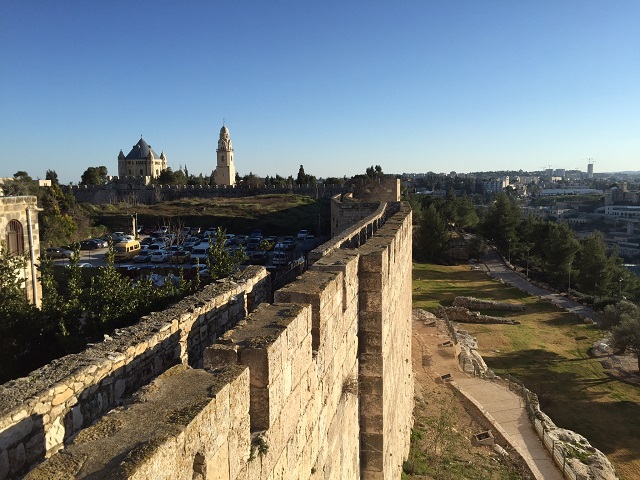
0, 267, 270, 478
4, 203, 413, 480
62, 181, 348, 205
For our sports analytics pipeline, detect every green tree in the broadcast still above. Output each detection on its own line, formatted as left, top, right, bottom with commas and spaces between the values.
608, 300, 640, 371
296, 165, 316, 185
365, 165, 383, 179
3, 171, 38, 196
157, 167, 187, 185
454, 194, 479, 230
576, 232, 613, 298
45, 169, 59, 186
602, 299, 639, 329
481, 192, 519, 254
416, 204, 450, 261
541, 222, 580, 289
80, 166, 108, 185
468, 236, 488, 261
85, 243, 137, 331
206, 228, 246, 280
0, 241, 39, 380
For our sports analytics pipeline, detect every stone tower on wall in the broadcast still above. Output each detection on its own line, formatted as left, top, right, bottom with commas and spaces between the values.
214, 124, 236, 186
118, 137, 167, 179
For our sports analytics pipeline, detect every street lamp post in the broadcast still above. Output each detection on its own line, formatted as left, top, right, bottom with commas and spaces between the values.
508, 239, 511, 265
526, 248, 530, 278
568, 264, 571, 296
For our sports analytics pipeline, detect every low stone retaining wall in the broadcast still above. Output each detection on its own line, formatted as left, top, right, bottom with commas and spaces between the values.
0, 267, 270, 479
453, 296, 524, 312
437, 306, 519, 325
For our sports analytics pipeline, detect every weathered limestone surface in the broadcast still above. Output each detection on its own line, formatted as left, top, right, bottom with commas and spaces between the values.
0, 267, 269, 479
358, 204, 414, 480
25, 364, 251, 480
1, 200, 413, 480
0, 196, 41, 305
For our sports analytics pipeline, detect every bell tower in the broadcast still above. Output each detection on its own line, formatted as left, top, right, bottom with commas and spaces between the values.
215, 124, 236, 186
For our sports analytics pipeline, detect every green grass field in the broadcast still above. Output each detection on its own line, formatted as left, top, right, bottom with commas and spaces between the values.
413, 262, 640, 480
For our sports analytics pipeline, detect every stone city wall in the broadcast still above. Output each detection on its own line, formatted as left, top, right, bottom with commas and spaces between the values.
318, 199, 398, 263
62, 181, 348, 205
0, 267, 270, 479
5, 203, 413, 480
330, 193, 382, 238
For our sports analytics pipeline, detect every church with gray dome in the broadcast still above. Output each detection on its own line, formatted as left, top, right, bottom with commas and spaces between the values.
117, 137, 167, 179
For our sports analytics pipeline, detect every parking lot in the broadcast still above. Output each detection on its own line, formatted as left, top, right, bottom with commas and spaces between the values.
49, 229, 322, 278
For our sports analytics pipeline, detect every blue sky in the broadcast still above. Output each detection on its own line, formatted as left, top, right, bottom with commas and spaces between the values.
1, 1, 638, 184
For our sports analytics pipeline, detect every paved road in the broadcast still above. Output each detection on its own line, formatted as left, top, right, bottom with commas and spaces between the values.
482, 248, 601, 324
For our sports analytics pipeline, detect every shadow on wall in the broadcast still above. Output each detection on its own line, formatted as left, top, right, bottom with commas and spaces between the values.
1, 415, 45, 478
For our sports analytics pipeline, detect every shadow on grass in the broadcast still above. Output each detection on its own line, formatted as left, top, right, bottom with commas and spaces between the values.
485, 348, 640, 462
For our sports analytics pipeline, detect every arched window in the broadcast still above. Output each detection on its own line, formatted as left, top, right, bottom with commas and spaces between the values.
6, 219, 24, 255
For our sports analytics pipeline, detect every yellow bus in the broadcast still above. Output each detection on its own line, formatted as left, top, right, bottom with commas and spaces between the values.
114, 240, 141, 262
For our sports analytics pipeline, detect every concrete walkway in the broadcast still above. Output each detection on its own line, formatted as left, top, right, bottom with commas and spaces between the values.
481, 248, 601, 324
455, 377, 563, 480
413, 320, 564, 480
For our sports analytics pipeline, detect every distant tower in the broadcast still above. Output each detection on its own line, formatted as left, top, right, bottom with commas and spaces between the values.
587, 159, 594, 179
215, 124, 236, 186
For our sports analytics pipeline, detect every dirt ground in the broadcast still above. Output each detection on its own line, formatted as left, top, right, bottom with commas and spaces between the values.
591, 339, 640, 386
408, 312, 531, 479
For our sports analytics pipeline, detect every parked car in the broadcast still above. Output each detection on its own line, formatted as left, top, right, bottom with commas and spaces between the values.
91, 238, 108, 248
272, 251, 288, 266
80, 239, 102, 250
203, 227, 218, 238
281, 237, 296, 250
246, 237, 262, 251
149, 251, 170, 263
170, 250, 191, 264
235, 234, 248, 245
296, 230, 309, 240
45, 247, 74, 259
250, 250, 268, 265
133, 251, 151, 263
190, 244, 211, 265
190, 226, 201, 235
183, 237, 201, 249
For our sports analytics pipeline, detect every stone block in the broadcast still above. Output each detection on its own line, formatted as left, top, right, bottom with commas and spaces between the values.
204, 343, 239, 369
0, 416, 35, 451
359, 290, 383, 312
50, 387, 73, 407
24, 432, 45, 464
44, 417, 64, 452
359, 353, 383, 377
0, 449, 9, 480
8, 443, 25, 474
